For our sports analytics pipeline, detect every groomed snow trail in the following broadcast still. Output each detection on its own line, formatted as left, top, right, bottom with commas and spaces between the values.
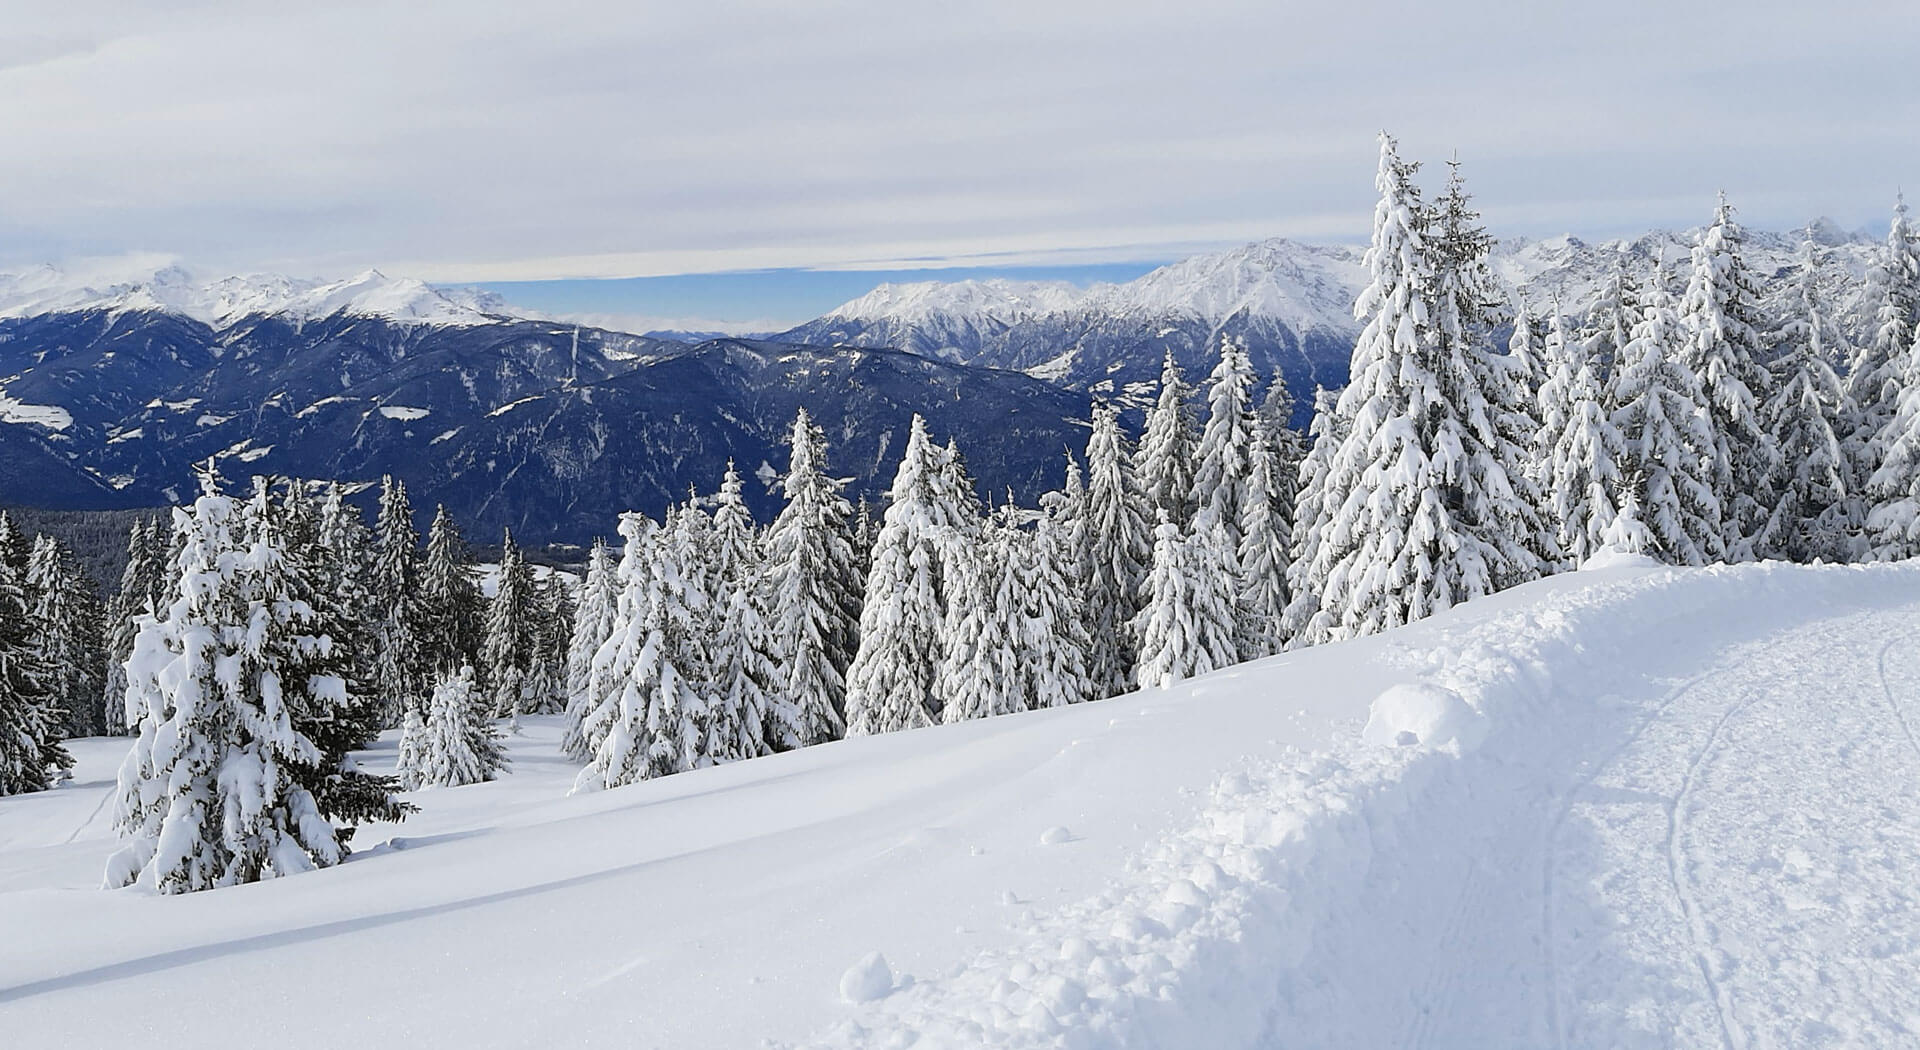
800, 563, 1920, 1050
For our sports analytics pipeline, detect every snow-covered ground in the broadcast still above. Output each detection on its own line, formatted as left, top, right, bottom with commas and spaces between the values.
3, 561, 1918, 1048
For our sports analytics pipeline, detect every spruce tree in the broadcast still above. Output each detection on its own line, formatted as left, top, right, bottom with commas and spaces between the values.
412, 665, 504, 788
1023, 510, 1094, 709
1189, 335, 1257, 554
708, 579, 778, 760
0, 529, 66, 795
1134, 517, 1238, 691
1679, 194, 1775, 559
1236, 425, 1292, 659
1532, 308, 1580, 496
1136, 350, 1199, 529
1846, 196, 1919, 513
1548, 344, 1629, 567
1609, 279, 1725, 565
936, 517, 1020, 723
1579, 266, 1639, 388
371, 476, 426, 727
1758, 233, 1855, 563
845, 415, 949, 735
1866, 333, 1920, 560
1281, 386, 1344, 646
1080, 404, 1151, 697
480, 530, 538, 718
102, 518, 162, 735
561, 539, 620, 758
709, 460, 762, 585
418, 505, 484, 681
315, 484, 381, 746
764, 410, 860, 747
567, 513, 658, 764
27, 535, 105, 738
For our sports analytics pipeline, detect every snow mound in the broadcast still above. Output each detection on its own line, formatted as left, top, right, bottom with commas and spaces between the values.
1361, 682, 1487, 751
1579, 545, 1663, 571
839, 952, 896, 1004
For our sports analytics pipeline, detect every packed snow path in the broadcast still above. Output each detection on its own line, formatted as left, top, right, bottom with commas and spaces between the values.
2, 563, 1917, 1049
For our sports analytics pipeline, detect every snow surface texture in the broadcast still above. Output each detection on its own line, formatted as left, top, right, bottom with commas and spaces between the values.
2, 563, 1918, 1048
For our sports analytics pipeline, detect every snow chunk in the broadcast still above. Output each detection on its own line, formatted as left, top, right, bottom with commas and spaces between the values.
1038, 825, 1075, 846
1362, 682, 1487, 751
839, 952, 895, 1003
377, 405, 431, 421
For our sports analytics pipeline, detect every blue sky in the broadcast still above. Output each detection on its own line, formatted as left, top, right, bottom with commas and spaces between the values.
1, 1, 1914, 322
474, 262, 1168, 331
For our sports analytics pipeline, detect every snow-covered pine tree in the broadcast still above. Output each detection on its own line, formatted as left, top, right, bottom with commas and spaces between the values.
1598, 484, 1657, 558
1679, 194, 1776, 559
315, 483, 381, 746
1846, 196, 1919, 515
1609, 278, 1725, 565
1865, 329, 1920, 560
1189, 335, 1258, 555
523, 570, 571, 716
1281, 386, 1343, 646
709, 460, 763, 586
1292, 137, 1526, 644
0, 530, 65, 795
1022, 507, 1094, 710
1547, 339, 1629, 566
565, 513, 657, 762
1080, 404, 1152, 697
101, 518, 163, 735
412, 665, 504, 788
1255, 368, 1308, 513
1507, 295, 1546, 396
936, 511, 1020, 723
480, 529, 538, 718
1236, 424, 1292, 659
371, 476, 426, 727
394, 702, 426, 790
108, 471, 359, 892
1531, 307, 1580, 495
1136, 350, 1200, 529
708, 575, 778, 760
1578, 266, 1639, 388
845, 415, 949, 735
418, 504, 484, 682
27, 535, 105, 738
564, 538, 619, 710
1133, 516, 1239, 691
1757, 232, 1855, 563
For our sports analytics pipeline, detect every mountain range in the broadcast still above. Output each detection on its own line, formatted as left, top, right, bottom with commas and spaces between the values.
0, 221, 1884, 544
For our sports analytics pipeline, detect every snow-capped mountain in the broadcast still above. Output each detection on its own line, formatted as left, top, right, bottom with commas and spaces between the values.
780, 224, 1884, 417
0, 262, 510, 328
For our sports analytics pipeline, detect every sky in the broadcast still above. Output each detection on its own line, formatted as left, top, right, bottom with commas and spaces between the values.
2, 1, 1915, 324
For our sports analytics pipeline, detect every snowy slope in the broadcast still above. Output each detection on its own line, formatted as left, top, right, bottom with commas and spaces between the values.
4, 561, 1919, 1048
0, 262, 508, 327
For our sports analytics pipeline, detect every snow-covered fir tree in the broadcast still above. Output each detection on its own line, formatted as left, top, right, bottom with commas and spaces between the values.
845, 415, 950, 735
480, 529, 538, 718
525, 571, 571, 716
1609, 278, 1725, 565
410, 665, 504, 789
1022, 507, 1094, 710
1135, 350, 1200, 529
417, 504, 484, 682
566, 513, 657, 764
1133, 517, 1238, 691
1547, 338, 1629, 566
708, 460, 762, 586
1865, 331, 1920, 560
1189, 335, 1258, 554
0, 525, 65, 796
1235, 425, 1292, 659
1531, 308, 1580, 495
102, 517, 164, 735
936, 507, 1025, 723
564, 538, 619, 713
1578, 266, 1639, 387
1679, 194, 1776, 559
1080, 404, 1152, 697
1280, 385, 1344, 646
27, 535, 104, 738
1846, 196, 1919, 513
108, 471, 389, 893
371, 476, 426, 727
1757, 232, 1855, 563
315, 483, 381, 740
708, 577, 778, 760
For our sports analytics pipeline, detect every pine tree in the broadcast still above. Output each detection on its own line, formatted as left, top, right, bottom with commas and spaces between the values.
567, 513, 658, 764
1578, 267, 1640, 388
480, 530, 538, 718
844, 415, 949, 735
0, 526, 66, 795
1679, 194, 1776, 559
395, 703, 426, 791
572, 543, 710, 789
1507, 296, 1546, 395
108, 471, 372, 892
27, 535, 105, 739
1256, 368, 1309, 513
315, 484, 381, 746
1866, 330, 1920, 560
1080, 404, 1152, 696
418, 505, 483, 681
709, 460, 762, 585
1548, 343, 1629, 567
1136, 350, 1200, 529
1610, 279, 1725, 565
1846, 196, 1920, 514
102, 518, 163, 736
1235, 425, 1292, 659
1758, 232, 1854, 563
1134, 518, 1238, 690
523, 570, 571, 716
412, 665, 503, 788
936, 516, 1020, 723
1281, 386, 1344, 646
765, 410, 860, 748
708, 578, 778, 760
1532, 308, 1580, 496
371, 476, 426, 728
561, 539, 620, 758
1022, 510, 1094, 710
1190, 335, 1258, 554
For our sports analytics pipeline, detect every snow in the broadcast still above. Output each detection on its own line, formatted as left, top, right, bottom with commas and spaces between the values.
1360, 681, 1486, 750
0, 392, 73, 430
377, 405, 432, 421
3, 562, 1919, 1048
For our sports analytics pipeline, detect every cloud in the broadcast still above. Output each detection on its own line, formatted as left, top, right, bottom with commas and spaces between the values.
0, 1, 1913, 281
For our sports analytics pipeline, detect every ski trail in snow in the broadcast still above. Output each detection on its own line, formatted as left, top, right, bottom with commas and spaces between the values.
1876, 637, 1920, 770
1541, 669, 1717, 1050
63, 780, 115, 846
1664, 686, 1760, 1050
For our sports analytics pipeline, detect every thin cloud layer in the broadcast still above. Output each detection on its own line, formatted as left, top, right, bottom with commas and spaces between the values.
1, 1, 1914, 280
